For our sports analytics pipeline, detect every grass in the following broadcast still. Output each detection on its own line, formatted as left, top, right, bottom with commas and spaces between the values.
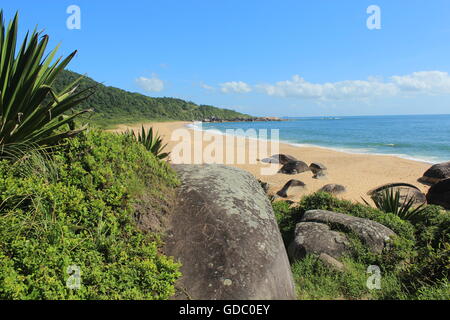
292, 255, 410, 300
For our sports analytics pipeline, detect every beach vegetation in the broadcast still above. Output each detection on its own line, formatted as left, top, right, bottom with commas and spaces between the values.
124, 126, 169, 160
0, 12, 92, 159
362, 188, 426, 222
0, 130, 181, 299
0, 11, 182, 301
273, 192, 449, 300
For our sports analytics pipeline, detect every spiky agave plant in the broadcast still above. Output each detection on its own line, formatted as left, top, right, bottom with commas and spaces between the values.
125, 126, 169, 160
363, 188, 426, 221
0, 11, 92, 159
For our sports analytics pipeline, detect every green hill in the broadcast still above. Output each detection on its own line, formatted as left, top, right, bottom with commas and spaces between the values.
53, 70, 254, 128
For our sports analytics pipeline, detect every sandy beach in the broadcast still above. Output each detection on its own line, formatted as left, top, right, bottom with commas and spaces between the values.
111, 121, 431, 203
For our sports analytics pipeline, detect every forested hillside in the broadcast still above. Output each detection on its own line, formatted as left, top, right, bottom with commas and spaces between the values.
53, 70, 254, 127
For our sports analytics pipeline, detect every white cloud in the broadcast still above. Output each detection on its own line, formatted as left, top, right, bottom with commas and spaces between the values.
200, 82, 215, 91
256, 75, 398, 100
136, 74, 164, 92
391, 71, 450, 94
200, 71, 450, 101
220, 81, 252, 94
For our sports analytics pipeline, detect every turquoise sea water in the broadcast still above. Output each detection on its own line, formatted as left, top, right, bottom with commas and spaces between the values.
199, 114, 450, 164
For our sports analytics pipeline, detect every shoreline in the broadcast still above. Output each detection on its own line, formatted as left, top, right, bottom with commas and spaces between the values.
111, 121, 432, 203
186, 122, 436, 165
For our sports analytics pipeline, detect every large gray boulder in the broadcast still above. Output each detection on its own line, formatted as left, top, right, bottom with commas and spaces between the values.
301, 210, 396, 253
166, 164, 296, 300
310, 163, 328, 180
279, 161, 310, 175
420, 161, 450, 184
309, 162, 327, 174
426, 178, 450, 209
261, 154, 298, 165
319, 184, 346, 195
276, 179, 306, 198
288, 222, 350, 261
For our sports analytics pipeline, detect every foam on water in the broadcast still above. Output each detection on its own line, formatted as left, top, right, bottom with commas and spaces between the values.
194, 115, 450, 164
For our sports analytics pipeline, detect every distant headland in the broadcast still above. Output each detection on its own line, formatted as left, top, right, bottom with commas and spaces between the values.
199, 116, 286, 123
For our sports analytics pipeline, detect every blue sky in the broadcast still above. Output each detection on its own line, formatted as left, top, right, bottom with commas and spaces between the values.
3, 0, 450, 116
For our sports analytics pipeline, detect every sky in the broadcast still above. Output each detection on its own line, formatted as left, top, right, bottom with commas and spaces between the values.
2, 0, 450, 117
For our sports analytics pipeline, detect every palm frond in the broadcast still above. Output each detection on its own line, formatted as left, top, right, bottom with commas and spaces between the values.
124, 126, 169, 160
0, 11, 92, 159
363, 188, 426, 221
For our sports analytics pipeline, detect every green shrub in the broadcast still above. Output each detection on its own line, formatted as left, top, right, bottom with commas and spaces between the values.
0, 130, 180, 299
413, 205, 450, 248
272, 201, 297, 247
399, 205, 450, 293
416, 279, 450, 300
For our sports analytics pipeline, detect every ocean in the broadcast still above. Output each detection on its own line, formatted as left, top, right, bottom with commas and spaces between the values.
199, 114, 450, 164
